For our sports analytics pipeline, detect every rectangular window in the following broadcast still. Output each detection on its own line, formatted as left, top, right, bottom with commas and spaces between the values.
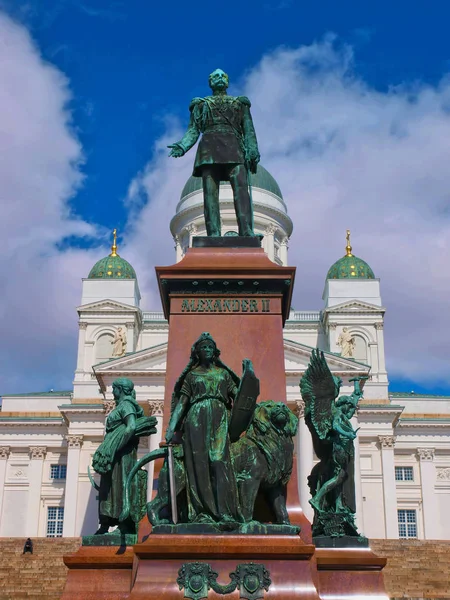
50, 464, 67, 480
398, 509, 417, 538
46, 506, 64, 537
395, 466, 414, 481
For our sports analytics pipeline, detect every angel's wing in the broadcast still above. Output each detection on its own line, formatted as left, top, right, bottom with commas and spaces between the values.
300, 348, 339, 440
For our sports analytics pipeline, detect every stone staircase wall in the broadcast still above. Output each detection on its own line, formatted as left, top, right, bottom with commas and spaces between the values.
0, 537, 449, 599
371, 539, 450, 599
0, 538, 80, 599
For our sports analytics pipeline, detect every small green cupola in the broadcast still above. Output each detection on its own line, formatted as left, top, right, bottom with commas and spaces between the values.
326, 230, 375, 280
88, 229, 137, 279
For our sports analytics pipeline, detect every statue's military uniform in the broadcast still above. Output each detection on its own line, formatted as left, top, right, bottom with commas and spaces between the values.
176, 95, 259, 178
172, 92, 260, 237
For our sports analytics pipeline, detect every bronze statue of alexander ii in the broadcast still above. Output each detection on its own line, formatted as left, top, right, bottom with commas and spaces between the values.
169, 69, 260, 237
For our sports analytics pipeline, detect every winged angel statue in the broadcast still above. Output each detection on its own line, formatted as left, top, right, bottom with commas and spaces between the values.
300, 349, 367, 540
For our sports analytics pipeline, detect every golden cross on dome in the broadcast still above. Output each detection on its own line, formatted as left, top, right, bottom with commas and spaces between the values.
110, 229, 118, 257
345, 229, 353, 257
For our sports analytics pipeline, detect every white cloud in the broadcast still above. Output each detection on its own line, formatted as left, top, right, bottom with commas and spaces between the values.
0, 12, 99, 393
126, 36, 450, 385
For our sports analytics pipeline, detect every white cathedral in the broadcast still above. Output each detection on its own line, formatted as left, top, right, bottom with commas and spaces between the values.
1, 166, 449, 542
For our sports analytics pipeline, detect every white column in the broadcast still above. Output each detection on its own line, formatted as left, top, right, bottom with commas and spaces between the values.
379, 435, 399, 538
279, 237, 289, 266
147, 401, 164, 502
186, 223, 197, 247
295, 400, 314, 521
375, 321, 387, 381
0, 447, 10, 524
174, 235, 183, 262
63, 435, 83, 537
417, 448, 440, 539
368, 342, 378, 374
126, 321, 135, 353
75, 322, 88, 373
352, 414, 364, 531
26, 447, 46, 537
328, 323, 337, 353
264, 224, 277, 261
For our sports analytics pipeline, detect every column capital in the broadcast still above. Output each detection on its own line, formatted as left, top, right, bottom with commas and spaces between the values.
417, 447, 435, 461
148, 400, 164, 417
328, 323, 337, 330
375, 322, 384, 330
103, 400, 116, 416
29, 446, 47, 460
79, 321, 88, 330
378, 435, 395, 448
186, 223, 197, 234
280, 236, 289, 247
291, 399, 305, 418
66, 434, 84, 449
125, 321, 135, 329
265, 223, 277, 235
0, 446, 10, 459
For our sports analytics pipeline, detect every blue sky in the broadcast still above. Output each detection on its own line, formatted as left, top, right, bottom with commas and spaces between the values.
5, 0, 450, 236
3, 0, 450, 395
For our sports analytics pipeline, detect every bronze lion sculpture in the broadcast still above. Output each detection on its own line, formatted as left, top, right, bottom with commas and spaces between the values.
120, 400, 298, 528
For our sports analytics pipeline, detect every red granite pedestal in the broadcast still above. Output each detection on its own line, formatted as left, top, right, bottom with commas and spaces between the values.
62, 245, 388, 599
130, 535, 319, 599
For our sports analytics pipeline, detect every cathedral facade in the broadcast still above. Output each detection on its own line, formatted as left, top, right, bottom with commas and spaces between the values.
1, 166, 449, 542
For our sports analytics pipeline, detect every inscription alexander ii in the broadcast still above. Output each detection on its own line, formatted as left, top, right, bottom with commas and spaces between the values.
180, 298, 271, 313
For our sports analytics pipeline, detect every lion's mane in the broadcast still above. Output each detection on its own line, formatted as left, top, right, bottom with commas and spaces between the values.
239, 400, 298, 486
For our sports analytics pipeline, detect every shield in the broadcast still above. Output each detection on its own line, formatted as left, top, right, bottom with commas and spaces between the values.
229, 359, 260, 442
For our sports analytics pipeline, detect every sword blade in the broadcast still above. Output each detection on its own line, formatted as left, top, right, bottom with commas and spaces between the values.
167, 445, 178, 524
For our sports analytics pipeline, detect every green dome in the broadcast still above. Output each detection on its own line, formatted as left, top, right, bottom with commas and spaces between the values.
88, 254, 136, 279
180, 164, 283, 200
327, 254, 375, 280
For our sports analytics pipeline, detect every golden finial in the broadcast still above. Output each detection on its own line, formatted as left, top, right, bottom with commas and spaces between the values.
110, 229, 119, 257
345, 229, 353, 257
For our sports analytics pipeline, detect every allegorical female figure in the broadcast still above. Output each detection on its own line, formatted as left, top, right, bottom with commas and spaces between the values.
92, 377, 156, 536
165, 332, 242, 524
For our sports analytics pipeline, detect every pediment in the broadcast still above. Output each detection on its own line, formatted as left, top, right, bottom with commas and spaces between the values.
324, 300, 385, 314
93, 342, 168, 373
77, 299, 139, 313
284, 339, 370, 375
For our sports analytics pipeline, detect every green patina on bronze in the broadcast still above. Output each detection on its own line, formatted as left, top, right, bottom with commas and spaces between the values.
179, 164, 284, 203
300, 349, 369, 545
165, 332, 243, 524
88, 377, 157, 543
177, 562, 271, 600
169, 69, 260, 237
120, 334, 299, 534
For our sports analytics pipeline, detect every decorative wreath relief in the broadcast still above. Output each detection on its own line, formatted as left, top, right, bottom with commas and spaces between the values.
177, 561, 271, 600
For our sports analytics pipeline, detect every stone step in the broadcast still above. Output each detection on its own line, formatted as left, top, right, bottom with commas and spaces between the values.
0, 538, 81, 599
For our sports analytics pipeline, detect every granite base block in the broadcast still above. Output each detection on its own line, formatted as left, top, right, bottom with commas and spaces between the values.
313, 535, 369, 548
151, 522, 300, 535
82, 533, 137, 547
192, 235, 263, 248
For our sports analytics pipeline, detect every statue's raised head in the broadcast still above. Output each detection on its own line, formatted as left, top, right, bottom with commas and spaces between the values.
112, 377, 134, 402
208, 69, 229, 91
191, 332, 220, 361
335, 393, 358, 418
